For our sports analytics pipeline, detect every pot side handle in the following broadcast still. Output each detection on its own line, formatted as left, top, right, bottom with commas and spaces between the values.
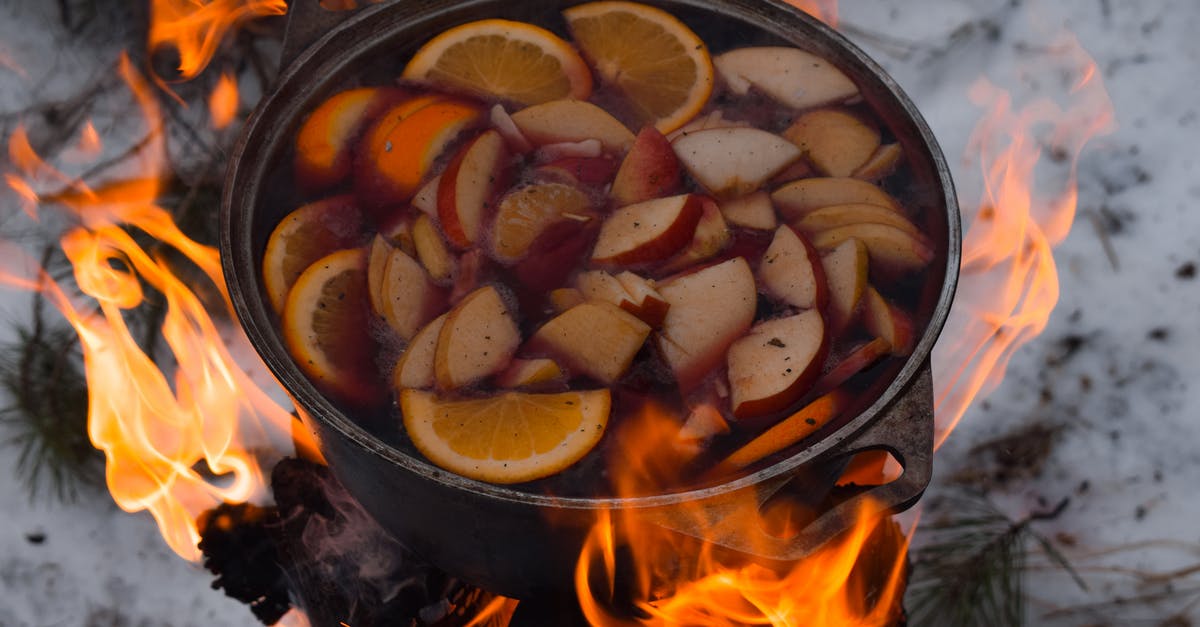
280, 1, 365, 70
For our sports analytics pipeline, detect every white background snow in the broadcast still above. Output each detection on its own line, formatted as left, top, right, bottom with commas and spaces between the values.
1, 0, 1197, 624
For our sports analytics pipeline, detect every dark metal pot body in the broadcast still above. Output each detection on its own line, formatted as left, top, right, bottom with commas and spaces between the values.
221, 0, 960, 599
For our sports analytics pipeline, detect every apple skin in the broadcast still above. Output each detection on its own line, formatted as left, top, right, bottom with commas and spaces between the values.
611, 126, 682, 207
513, 218, 600, 295
655, 257, 757, 390
591, 194, 704, 268
720, 191, 777, 231
534, 156, 618, 187
614, 271, 670, 328
758, 225, 828, 311
526, 301, 651, 385
658, 196, 732, 275
294, 87, 407, 195
437, 129, 513, 249
727, 310, 829, 419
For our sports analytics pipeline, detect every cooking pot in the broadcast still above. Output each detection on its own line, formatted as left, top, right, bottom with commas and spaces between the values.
220, 0, 960, 599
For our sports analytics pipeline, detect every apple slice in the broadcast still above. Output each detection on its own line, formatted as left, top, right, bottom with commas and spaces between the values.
720, 191, 777, 231
496, 358, 566, 389
861, 286, 915, 356
668, 109, 751, 140
812, 223, 934, 274
490, 183, 594, 264
514, 219, 599, 293
656, 257, 757, 389
727, 310, 828, 419
591, 194, 704, 267
411, 175, 441, 216
793, 203, 924, 238
611, 126, 682, 206
367, 235, 393, 319
434, 285, 520, 390
411, 213, 456, 284
810, 337, 892, 397
672, 127, 802, 197
527, 301, 651, 384
489, 103, 533, 153
783, 109, 881, 177
659, 197, 732, 274
758, 225, 827, 310
714, 47, 859, 110
437, 129, 511, 249
535, 139, 604, 162
820, 237, 869, 335
510, 99, 636, 153
535, 156, 618, 187
771, 177, 902, 221
853, 143, 903, 181
576, 270, 634, 306
549, 287, 585, 313
379, 248, 447, 341
614, 271, 670, 327
678, 403, 731, 441
294, 87, 406, 194
393, 313, 447, 390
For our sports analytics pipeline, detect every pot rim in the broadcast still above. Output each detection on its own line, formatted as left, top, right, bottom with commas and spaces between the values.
220, 0, 960, 511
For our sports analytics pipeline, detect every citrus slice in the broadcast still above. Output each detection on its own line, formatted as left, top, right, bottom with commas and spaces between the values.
402, 19, 593, 106
262, 195, 364, 314
282, 248, 382, 406
400, 388, 610, 484
563, 1, 713, 134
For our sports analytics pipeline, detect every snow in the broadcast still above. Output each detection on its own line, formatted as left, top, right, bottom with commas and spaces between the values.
1, 0, 1198, 624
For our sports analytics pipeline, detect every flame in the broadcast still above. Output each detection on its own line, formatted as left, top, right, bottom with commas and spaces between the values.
931, 31, 1115, 447
574, 404, 908, 626
210, 71, 239, 129
783, 0, 839, 27
0, 53, 299, 561
148, 0, 286, 80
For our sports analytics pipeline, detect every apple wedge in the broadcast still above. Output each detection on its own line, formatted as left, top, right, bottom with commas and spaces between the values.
534, 156, 618, 187
496, 358, 565, 389
809, 337, 892, 398
510, 99, 636, 153
411, 175, 441, 216
576, 270, 635, 307
591, 194, 704, 267
672, 127, 802, 197
527, 301, 651, 384
677, 403, 731, 441
490, 183, 594, 264
714, 47, 859, 110
656, 257, 757, 389
658, 197, 732, 274
393, 313, 447, 390
758, 225, 827, 310
812, 223, 935, 274
612, 126, 682, 206
379, 248, 447, 341
411, 213, 456, 284
549, 287, 585, 313
771, 177, 902, 220
862, 286, 916, 356
437, 129, 511, 249
367, 234, 393, 319
434, 285, 520, 390
720, 191, 777, 231
614, 271, 670, 328
853, 143, 903, 181
820, 237, 869, 335
489, 103, 533, 153
783, 109, 881, 177
726, 310, 828, 419
793, 203, 924, 239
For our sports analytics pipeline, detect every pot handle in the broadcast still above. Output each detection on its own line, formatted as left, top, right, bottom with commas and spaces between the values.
646, 362, 933, 562
280, 1, 364, 70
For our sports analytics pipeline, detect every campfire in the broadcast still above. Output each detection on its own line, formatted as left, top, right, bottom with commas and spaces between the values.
0, 0, 1114, 625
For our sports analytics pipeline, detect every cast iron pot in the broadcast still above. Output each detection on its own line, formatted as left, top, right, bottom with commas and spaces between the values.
221, 0, 961, 599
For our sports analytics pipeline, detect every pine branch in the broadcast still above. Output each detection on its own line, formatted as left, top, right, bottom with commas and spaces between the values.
906, 491, 1080, 627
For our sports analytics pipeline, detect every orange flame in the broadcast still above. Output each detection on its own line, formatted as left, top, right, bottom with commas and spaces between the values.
573, 404, 908, 626
149, 0, 287, 80
0, 54, 299, 561
210, 71, 239, 129
783, 0, 839, 28
931, 32, 1115, 447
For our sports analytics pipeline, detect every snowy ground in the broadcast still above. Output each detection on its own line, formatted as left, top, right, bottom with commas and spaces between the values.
1, 0, 1198, 625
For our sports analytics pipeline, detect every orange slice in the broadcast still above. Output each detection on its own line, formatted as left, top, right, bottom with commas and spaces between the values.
400, 388, 610, 484
282, 248, 382, 406
262, 195, 364, 314
563, 1, 713, 133
402, 19, 593, 106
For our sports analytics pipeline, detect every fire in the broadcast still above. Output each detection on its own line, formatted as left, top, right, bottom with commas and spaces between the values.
930, 32, 1115, 446
1, 52, 298, 561
148, 0, 286, 80
210, 72, 240, 129
784, 0, 839, 27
